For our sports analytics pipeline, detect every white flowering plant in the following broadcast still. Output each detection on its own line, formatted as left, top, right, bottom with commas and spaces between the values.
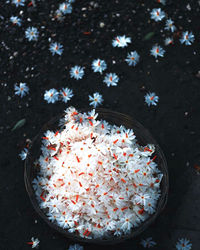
25, 107, 167, 241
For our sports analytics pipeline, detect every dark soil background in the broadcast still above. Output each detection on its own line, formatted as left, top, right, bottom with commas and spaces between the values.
0, 0, 200, 249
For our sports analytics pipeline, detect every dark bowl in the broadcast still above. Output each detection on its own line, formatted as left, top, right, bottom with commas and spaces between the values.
24, 108, 169, 245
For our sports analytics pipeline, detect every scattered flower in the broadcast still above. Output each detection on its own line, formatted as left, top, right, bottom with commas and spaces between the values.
150, 8, 165, 22
176, 238, 192, 250
112, 35, 131, 48
14, 82, 29, 98
164, 37, 173, 46
59, 2, 72, 14
27, 237, 40, 249
25, 27, 39, 41
145, 92, 159, 106
12, 0, 25, 7
103, 73, 119, 87
44, 89, 59, 103
141, 237, 157, 248
10, 16, 22, 26
89, 92, 103, 108
92, 59, 107, 74
165, 19, 176, 32
70, 66, 84, 80
60, 87, 73, 103
125, 51, 140, 66
49, 42, 63, 56
19, 148, 28, 161
150, 45, 165, 58
180, 31, 195, 46
68, 244, 84, 250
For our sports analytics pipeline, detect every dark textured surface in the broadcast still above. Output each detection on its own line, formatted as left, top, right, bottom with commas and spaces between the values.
0, 0, 200, 249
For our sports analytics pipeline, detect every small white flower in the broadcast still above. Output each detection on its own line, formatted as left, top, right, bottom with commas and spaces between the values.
59, 2, 72, 14
112, 35, 131, 48
27, 237, 40, 248
12, 0, 25, 7
70, 66, 84, 80
164, 37, 173, 46
68, 244, 84, 250
125, 51, 140, 66
165, 19, 176, 32
141, 237, 157, 248
180, 31, 195, 46
145, 92, 159, 106
44, 88, 59, 103
89, 92, 103, 108
150, 8, 165, 22
120, 212, 134, 232
150, 45, 165, 58
25, 27, 39, 41
49, 42, 63, 55
14, 82, 29, 98
133, 193, 150, 206
19, 148, 28, 160
103, 73, 119, 87
10, 16, 22, 26
92, 59, 107, 74
60, 87, 73, 103
176, 238, 192, 250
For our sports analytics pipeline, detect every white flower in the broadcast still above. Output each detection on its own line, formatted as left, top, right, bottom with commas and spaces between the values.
25, 27, 39, 41
59, 2, 72, 14
44, 88, 59, 103
49, 42, 63, 55
176, 238, 192, 250
164, 37, 173, 46
180, 31, 195, 46
92, 59, 107, 74
112, 35, 131, 48
150, 8, 165, 22
10, 16, 22, 26
145, 93, 159, 106
150, 45, 165, 58
89, 92, 103, 108
27, 237, 40, 248
133, 193, 150, 206
12, 0, 25, 7
144, 199, 156, 214
14, 82, 29, 98
70, 66, 84, 80
57, 213, 74, 228
125, 51, 140, 66
19, 148, 28, 160
120, 211, 134, 232
103, 73, 119, 87
60, 87, 73, 103
165, 19, 176, 32
141, 237, 157, 248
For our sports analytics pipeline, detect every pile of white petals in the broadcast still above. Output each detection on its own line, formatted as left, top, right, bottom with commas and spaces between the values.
33, 107, 163, 239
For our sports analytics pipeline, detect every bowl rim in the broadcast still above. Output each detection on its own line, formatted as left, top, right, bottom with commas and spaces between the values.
24, 108, 169, 245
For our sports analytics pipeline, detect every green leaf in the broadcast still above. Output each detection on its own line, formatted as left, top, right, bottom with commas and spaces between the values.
11, 118, 26, 132
143, 32, 155, 41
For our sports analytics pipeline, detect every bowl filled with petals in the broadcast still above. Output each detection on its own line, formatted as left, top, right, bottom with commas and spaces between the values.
24, 107, 169, 245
